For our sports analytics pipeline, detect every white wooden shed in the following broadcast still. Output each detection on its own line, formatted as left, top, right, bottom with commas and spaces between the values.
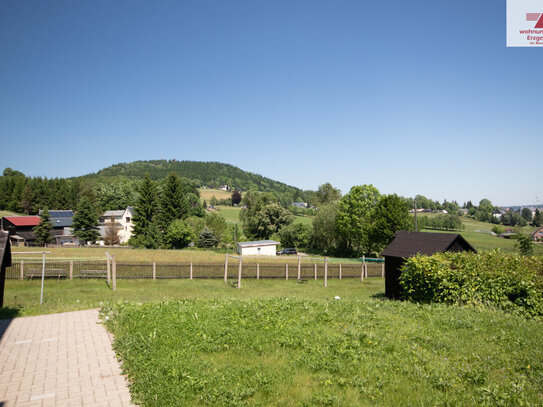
237, 240, 279, 256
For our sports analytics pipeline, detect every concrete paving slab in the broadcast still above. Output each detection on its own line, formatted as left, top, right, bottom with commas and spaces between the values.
0, 309, 135, 406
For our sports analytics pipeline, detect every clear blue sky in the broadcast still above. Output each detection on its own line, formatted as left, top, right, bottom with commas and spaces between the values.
1, 0, 541, 206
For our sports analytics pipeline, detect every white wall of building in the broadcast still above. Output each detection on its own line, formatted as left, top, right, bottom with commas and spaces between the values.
238, 244, 277, 256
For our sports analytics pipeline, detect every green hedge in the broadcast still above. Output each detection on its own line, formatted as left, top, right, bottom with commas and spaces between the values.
399, 251, 543, 317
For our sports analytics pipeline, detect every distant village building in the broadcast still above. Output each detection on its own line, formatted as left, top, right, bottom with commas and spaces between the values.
381, 231, 476, 299
532, 226, 543, 241
237, 240, 279, 256
44, 210, 77, 244
291, 202, 308, 208
98, 207, 135, 244
219, 185, 231, 191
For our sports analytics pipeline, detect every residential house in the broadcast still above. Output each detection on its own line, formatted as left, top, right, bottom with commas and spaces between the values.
42, 210, 78, 245
98, 207, 135, 244
291, 202, 308, 208
533, 226, 543, 241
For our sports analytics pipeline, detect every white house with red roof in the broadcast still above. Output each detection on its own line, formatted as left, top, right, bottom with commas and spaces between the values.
0, 216, 41, 246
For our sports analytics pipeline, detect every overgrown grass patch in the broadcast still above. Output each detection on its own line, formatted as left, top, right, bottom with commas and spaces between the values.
105, 298, 543, 406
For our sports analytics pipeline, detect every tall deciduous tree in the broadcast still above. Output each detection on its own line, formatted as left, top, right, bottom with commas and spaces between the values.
336, 184, 381, 256
241, 201, 294, 240
370, 194, 412, 252
104, 215, 121, 245
33, 207, 53, 245
72, 196, 100, 245
532, 209, 543, 227
315, 182, 341, 205
231, 190, 242, 205
311, 204, 339, 253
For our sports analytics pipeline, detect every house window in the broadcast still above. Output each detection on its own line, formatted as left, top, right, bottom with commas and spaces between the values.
126, 217, 131, 223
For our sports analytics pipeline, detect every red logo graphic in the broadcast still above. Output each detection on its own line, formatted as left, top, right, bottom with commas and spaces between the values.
526, 12, 543, 28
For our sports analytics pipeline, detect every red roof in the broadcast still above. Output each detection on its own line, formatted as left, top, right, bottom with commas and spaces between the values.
4, 216, 41, 226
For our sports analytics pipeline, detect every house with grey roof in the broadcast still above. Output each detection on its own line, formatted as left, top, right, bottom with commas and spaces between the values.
98, 207, 135, 244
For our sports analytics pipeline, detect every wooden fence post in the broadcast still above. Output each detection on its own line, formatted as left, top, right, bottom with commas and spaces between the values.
256, 263, 260, 280
69, 260, 73, 280
297, 257, 301, 281
339, 264, 342, 280
153, 262, 156, 280
20, 260, 24, 280
224, 254, 228, 283
361, 263, 364, 282
314, 263, 317, 280
106, 257, 111, 285
285, 263, 288, 280
324, 257, 328, 287
112, 256, 117, 292
381, 262, 385, 278
237, 258, 242, 289
190, 262, 193, 280
365, 263, 368, 278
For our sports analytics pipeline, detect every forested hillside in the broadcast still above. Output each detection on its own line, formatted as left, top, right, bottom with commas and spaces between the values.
84, 160, 303, 198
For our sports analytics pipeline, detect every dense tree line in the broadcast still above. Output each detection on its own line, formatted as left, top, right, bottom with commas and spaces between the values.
240, 184, 413, 258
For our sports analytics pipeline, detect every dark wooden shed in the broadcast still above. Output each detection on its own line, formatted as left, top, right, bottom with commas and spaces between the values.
381, 231, 476, 299
0, 230, 12, 308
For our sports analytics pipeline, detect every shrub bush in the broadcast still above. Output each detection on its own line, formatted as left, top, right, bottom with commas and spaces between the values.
399, 251, 543, 317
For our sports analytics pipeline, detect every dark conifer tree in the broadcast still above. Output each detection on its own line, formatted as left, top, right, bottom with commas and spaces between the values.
33, 207, 53, 244
158, 172, 187, 230
72, 196, 100, 245
132, 173, 159, 238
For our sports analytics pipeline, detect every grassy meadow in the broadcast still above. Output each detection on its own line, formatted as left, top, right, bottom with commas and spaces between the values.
415, 214, 543, 255
198, 188, 233, 202
105, 294, 543, 406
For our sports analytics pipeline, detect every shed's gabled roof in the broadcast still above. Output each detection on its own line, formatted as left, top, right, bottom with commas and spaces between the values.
237, 240, 279, 248
381, 231, 476, 258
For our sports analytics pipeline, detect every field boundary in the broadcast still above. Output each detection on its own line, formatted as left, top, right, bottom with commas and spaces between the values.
5, 259, 384, 280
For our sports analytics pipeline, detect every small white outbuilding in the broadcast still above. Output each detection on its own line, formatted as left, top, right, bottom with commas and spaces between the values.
237, 240, 279, 256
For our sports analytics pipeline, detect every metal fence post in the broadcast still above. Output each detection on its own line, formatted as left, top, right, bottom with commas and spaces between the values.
314, 263, 317, 280
285, 263, 288, 280
256, 263, 259, 280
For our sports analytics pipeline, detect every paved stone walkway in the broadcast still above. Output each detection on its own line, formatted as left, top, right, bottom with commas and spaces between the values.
0, 309, 135, 407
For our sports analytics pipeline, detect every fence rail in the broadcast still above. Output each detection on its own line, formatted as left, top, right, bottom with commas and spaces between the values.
5, 260, 384, 280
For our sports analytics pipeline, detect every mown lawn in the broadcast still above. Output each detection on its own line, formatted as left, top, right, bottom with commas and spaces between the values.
105, 296, 543, 406
1, 278, 383, 318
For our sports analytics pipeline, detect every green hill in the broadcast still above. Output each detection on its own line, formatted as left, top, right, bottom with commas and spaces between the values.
82, 160, 304, 197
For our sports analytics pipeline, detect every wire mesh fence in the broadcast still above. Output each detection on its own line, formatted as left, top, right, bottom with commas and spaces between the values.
5, 259, 384, 280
